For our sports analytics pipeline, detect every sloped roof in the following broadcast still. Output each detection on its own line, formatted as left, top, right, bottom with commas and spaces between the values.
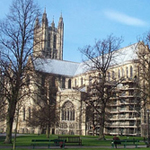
74, 43, 138, 75
33, 43, 138, 77
33, 58, 80, 77
110, 43, 138, 67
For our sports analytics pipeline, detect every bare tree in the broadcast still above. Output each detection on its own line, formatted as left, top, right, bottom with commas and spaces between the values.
27, 74, 59, 138
136, 33, 150, 106
79, 35, 123, 139
0, 73, 6, 120
0, 0, 40, 143
136, 32, 150, 137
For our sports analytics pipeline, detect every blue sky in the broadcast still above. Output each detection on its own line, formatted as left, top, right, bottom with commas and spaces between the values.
0, 0, 150, 62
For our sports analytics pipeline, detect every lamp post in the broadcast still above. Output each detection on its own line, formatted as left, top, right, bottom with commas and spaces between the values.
147, 109, 150, 147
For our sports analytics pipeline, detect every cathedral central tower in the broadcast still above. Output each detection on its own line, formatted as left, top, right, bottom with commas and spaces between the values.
33, 10, 64, 60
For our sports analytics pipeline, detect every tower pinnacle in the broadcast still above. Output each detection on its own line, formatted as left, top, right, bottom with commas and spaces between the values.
42, 8, 48, 27
58, 12, 64, 28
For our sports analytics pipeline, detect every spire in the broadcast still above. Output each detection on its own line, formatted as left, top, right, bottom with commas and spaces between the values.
58, 12, 64, 28
42, 8, 48, 27
60, 11, 62, 18
51, 16, 55, 29
44, 7, 46, 14
59, 12, 63, 21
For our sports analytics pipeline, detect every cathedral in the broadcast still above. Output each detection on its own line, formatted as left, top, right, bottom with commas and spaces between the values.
0, 10, 148, 137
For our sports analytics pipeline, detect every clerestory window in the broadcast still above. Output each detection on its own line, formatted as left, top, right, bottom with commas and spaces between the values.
130, 66, 133, 78
81, 77, 83, 86
68, 79, 71, 89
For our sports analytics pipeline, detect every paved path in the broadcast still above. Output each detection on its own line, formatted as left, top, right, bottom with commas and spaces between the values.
0, 145, 147, 149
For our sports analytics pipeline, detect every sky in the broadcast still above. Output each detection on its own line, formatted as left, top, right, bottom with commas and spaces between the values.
0, 0, 150, 62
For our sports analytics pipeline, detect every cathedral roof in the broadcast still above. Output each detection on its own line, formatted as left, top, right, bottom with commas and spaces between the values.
109, 43, 138, 67
33, 58, 80, 77
33, 43, 138, 77
75, 43, 138, 75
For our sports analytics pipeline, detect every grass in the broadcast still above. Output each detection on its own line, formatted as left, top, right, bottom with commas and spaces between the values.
0, 134, 147, 150
0, 148, 147, 150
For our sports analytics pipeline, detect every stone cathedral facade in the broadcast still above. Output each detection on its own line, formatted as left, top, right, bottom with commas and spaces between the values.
0, 11, 149, 137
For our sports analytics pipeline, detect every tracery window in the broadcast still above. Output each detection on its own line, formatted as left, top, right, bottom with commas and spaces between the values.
62, 101, 75, 121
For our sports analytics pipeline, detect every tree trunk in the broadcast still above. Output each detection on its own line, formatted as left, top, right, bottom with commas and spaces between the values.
99, 127, 103, 139
46, 125, 50, 138
5, 115, 14, 143
99, 119, 105, 139
99, 107, 105, 140
13, 105, 20, 150
4, 101, 16, 144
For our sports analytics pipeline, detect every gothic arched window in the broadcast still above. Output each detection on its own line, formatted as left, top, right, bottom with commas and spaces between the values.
108, 72, 110, 81
23, 107, 25, 121
89, 76, 92, 85
130, 66, 133, 78
28, 107, 31, 120
62, 77, 65, 88
68, 79, 71, 89
118, 69, 120, 78
62, 101, 75, 121
26, 75, 30, 86
126, 67, 128, 78
54, 34, 56, 49
122, 68, 124, 77
75, 79, 77, 87
112, 71, 115, 80
81, 77, 83, 86
52, 76, 55, 87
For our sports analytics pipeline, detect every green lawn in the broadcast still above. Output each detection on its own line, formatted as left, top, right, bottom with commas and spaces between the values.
0, 134, 147, 150
0, 148, 147, 150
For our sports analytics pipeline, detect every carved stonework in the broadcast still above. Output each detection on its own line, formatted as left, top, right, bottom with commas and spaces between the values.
59, 122, 68, 128
69, 123, 75, 128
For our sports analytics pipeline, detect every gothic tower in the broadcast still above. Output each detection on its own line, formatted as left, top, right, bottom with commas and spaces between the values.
33, 10, 64, 60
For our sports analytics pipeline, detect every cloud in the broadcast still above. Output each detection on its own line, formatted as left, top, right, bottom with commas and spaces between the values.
104, 9, 147, 27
